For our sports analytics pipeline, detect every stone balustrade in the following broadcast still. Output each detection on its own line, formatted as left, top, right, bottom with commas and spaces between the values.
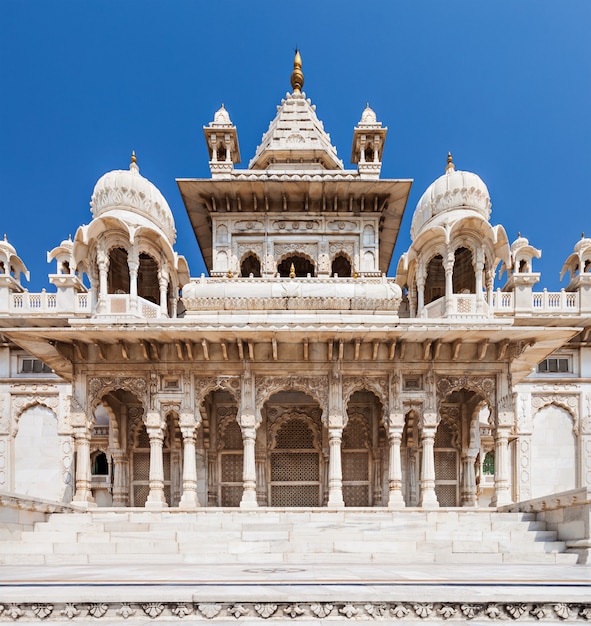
0, 284, 588, 319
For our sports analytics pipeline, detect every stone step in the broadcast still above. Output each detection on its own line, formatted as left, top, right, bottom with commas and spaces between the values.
1, 509, 571, 567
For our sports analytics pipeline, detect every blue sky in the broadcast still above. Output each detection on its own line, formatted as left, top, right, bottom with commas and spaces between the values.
1, 1, 589, 291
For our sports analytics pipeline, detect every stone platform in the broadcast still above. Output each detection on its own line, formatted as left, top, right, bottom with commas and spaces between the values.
0, 561, 590, 624
0, 506, 590, 623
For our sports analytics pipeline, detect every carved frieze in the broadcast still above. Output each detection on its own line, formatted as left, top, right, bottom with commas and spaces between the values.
194, 376, 241, 407
274, 243, 317, 263
0, 601, 588, 621
255, 375, 329, 423
437, 375, 496, 407
88, 376, 148, 409
342, 375, 388, 422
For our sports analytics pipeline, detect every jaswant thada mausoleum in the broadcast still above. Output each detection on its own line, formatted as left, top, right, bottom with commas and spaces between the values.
0, 53, 589, 623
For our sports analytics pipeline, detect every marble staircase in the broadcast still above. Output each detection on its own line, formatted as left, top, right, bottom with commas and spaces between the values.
0, 508, 579, 566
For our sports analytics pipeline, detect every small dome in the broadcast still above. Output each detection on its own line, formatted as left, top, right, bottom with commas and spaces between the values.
212, 104, 232, 126
0, 234, 17, 257
574, 233, 591, 254
511, 233, 530, 253
90, 156, 176, 243
410, 160, 491, 241
359, 104, 377, 125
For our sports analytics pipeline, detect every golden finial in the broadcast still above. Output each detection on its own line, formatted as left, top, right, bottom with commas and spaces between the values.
445, 151, 455, 173
518, 232, 521, 238
582, 232, 586, 239
290, 49, 304, 93
3, 234, 6, 242
289, 263, 296, 279
227, 269, 233, 279
131, 150, 137, 164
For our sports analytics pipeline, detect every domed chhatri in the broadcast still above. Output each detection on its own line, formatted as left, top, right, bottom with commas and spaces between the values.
90, 152, 176, 244
410, 153, 491, 241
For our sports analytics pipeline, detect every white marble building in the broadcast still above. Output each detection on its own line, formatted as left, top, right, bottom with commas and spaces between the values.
0, 50, 590, 625
0, 52, 590, 516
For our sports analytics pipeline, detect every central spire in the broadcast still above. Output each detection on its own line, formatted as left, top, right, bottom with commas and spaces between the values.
290, 49, 304, 93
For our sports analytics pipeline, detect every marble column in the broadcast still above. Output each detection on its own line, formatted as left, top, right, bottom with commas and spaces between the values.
461, 452, 478, 506
327, 427, 345, 507
387, 426, 405, 508
491, 424, 512, 506
240, 426, 258, 508
408, 448, 419, 506
97, 250, 109, 314
416, 267, 425, 316
158, 268, 169, 317
475, 260, 484, 314
72, 426, 95, 506
444, 253, 454, 314
419, 425, 439, 508
146, 422, 167, 508
111, 449, 128, 507
179, 419, 199, 508
128, 259, 138, 315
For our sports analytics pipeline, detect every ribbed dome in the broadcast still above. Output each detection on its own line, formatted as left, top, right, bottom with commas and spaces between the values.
359, 105, 377, 125
90, 157, 176, 243
212, 104, 232, 126
410, 164, 491, 241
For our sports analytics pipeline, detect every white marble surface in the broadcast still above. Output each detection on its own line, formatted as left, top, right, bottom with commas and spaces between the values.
0, 562, 589, 604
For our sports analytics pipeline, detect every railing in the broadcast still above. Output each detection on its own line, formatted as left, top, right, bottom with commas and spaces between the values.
10, 290, 57, 312
423, 294, 489, 319
532, 289, 578, 312
102, 294, 162, 319
489, 290, 514, 312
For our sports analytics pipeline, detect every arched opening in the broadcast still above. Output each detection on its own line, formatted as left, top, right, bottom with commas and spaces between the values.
584, 259, 591, 273
217, 144, 227, 162
343, 390, 385, 506
14, 405, 62, 501
331, 254, 352, 277
107, 247, 130, 294
277, 255, 315, 277
240, 254, 261, 277
425, 254, 445, 304
452, 247, 475, 294
365, 145, 374, 162
137, 253, 159, 304
269, 413, 322, 506
531, 404, 576, 498
218, 419, 243, 506
91, 451, 109, 475
0, 261, 5, 274
518, 259, 528, 273
262, 390, 324, 507
402, 410, 420, 506
436, 388, 487, 507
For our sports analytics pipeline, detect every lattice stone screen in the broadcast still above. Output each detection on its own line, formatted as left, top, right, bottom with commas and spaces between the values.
269, 417, 322, 507
342, 416, 371, 506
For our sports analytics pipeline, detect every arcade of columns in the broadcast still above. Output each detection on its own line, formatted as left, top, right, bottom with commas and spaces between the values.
67, 367, 514, 509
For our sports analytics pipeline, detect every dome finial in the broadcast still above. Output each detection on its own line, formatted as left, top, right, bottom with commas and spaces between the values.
130, 150, 139, 173
290, 49, 304, 93
445, 151, 455, 173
